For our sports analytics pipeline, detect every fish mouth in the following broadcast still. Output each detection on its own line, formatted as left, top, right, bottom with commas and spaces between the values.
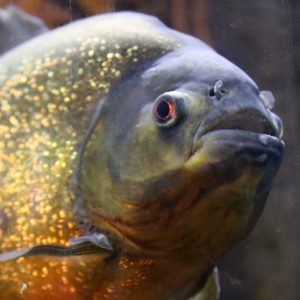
192, 109, 284, 156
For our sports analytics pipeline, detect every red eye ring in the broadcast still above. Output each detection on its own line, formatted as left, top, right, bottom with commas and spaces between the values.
154, 98, 176, 122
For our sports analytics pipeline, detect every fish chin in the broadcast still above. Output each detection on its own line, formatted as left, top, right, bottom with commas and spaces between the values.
185, 129, 283, 225
168, 129, 284, 254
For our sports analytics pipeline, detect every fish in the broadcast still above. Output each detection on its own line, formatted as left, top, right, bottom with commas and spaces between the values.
0, 11, 284, 300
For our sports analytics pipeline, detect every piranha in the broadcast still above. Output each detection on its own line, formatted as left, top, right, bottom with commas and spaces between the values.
0, 10, 284, 300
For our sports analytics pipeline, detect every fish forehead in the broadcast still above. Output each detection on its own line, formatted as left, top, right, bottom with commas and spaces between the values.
142, 47, 258, 95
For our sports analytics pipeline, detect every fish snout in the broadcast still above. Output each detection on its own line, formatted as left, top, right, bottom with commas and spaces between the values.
193, 83, 283, 144
193, 108, 282, 143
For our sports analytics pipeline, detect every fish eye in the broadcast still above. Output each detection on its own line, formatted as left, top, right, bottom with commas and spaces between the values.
153, 95, 182, 127
154, 98, 175, 121
153, 93, 186, 127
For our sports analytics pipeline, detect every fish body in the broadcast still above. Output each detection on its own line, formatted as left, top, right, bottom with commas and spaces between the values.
0, 12, 283, 300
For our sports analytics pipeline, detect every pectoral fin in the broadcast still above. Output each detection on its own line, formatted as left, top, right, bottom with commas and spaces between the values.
0, 233, 113, 261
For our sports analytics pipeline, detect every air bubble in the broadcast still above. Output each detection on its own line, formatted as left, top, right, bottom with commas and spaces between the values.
260, 90, 275, 110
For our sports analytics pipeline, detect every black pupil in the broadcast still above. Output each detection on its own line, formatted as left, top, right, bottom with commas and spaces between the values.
209, 88, 216, 97
157, 100, 171, 119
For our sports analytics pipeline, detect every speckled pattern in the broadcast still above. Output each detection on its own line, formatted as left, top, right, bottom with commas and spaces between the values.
0, 13, 178, 298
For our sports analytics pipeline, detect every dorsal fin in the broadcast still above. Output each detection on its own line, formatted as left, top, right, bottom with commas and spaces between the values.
0, 5, 48, 55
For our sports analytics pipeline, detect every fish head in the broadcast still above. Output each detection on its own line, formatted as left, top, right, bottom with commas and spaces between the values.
79, 46, 284, 260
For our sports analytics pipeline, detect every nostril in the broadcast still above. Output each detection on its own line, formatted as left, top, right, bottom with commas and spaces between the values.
209, 80, 227, 100
209, 88, 216, 97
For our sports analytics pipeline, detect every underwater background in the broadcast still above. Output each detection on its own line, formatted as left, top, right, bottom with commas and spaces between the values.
0, 1, 298, 300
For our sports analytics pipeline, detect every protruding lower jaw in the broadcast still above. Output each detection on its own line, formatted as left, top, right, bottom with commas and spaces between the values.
192, 129, 284, 161
190, 105, 284, 166
178, 128, 284, 256
188, 129, 284, 185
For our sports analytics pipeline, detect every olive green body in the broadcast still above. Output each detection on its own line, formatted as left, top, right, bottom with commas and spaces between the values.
0, 12, 283, 300
0, 12, 177, 253
0, 13, 211, 299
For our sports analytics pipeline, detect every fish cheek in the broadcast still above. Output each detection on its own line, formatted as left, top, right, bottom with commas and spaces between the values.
100, 72, 196, 190
116, 114, 192, 188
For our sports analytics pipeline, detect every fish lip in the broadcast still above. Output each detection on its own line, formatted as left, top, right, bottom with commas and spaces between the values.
192, 129, 284, 160
191, 109, 283, 155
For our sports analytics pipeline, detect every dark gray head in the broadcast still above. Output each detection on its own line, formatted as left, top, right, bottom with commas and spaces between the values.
78, 19, 284, 257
